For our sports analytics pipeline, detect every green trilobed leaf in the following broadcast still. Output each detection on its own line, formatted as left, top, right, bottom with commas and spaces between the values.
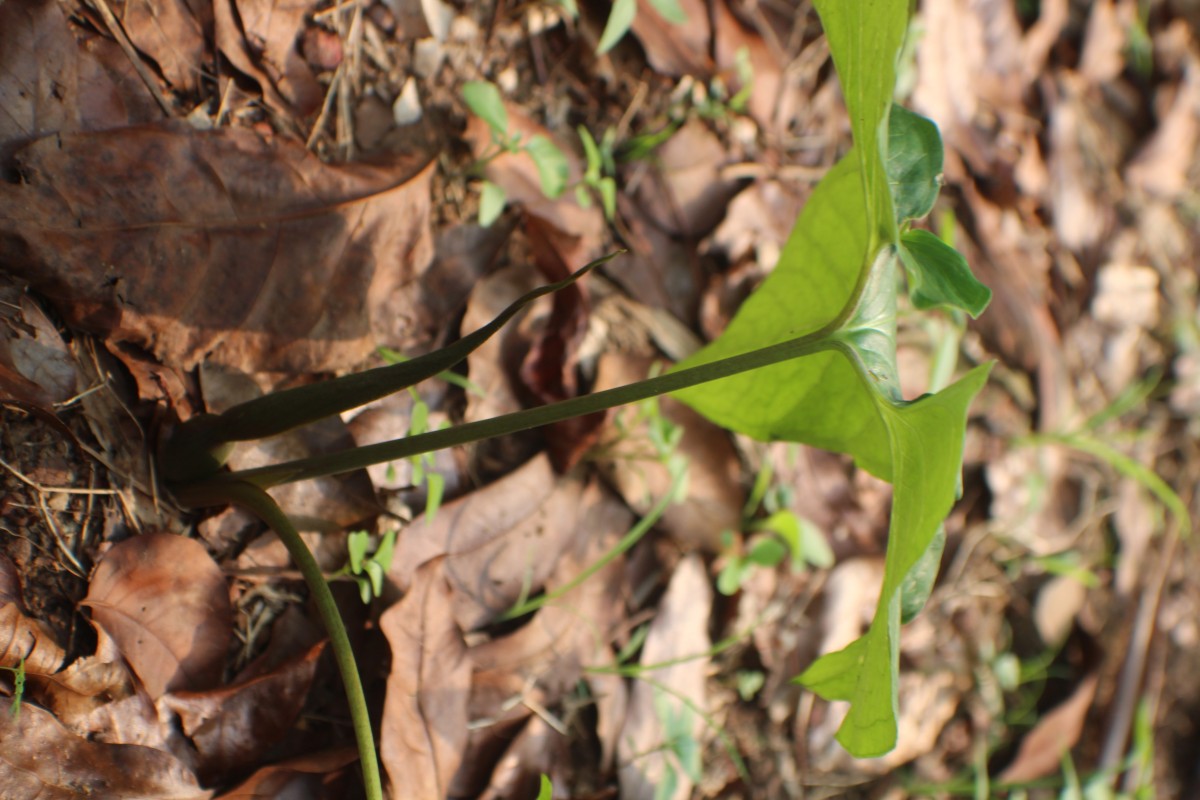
887, 105, 944, 224
899, 229, 992, 318
675, 0, 992, 759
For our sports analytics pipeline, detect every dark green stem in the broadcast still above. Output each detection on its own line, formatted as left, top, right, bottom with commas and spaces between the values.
215, 481, 383, 800
178, 333, 840, 495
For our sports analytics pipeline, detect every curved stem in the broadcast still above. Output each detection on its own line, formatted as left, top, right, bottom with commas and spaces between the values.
218, 481, 383, 800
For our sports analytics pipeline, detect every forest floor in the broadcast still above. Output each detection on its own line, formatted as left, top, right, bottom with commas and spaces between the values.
1, 1, 1199, 798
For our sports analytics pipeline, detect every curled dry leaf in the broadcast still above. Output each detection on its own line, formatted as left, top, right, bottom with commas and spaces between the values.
160, 641, 327, 783
216, 747, 359, 799
0, 603, 67, 679
0, 702, 210, 800
82, 533, 232, 699
379, 559, 473, 800
389, 453, 586, 630
0, 124, 435, 374
0, 279, 78, 410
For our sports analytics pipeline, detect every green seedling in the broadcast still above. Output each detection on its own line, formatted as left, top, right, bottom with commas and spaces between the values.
334, 529, 398, 604
462, 80, 570, 226
586, 0, 688, 55
1, 656, 25, 721
576, 126, 617, 220
534, 774, 554, 800
161, 4, 995, 793
717, 462, 834, 595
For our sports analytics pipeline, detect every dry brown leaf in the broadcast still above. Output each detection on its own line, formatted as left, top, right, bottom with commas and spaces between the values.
0, 0, 162, 162
216, 747, 359, 799
593, 353, 743, 551
604, 205, 702, 326
0, 280, 78, 409
453, 480, 632, 795
160, 640, 326, 783
232, 0, 323, 115
0, 124, 434, 374
379, 559, 473, 800
0, 701, 210, 800
1126, 53, 1200, 200
629, 0, 712, 77
633, 118, 741, 238
617, 555, 711, 800
0, 603, 67, 678
388, 453, 586, 630
117, 0, 210, 93
998, 674, 1099, 783
82, 533, 232, 699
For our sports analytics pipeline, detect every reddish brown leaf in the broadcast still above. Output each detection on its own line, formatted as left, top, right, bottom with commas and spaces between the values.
388, 454, 586, 630
0, 124, 434, 374
160, 641, 327, 783
379, 559, 473, 800
82, 533, 232, 699
0, 702, 210, 799
0, 280, 78, 410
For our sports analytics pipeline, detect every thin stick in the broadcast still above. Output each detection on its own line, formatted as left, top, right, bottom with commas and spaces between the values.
87, 0, 176, 117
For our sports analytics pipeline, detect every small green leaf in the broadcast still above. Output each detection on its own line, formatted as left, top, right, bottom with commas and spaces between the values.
364, 560, 384, 598
736, 669, 765, 701
598, 177, 617, 220
535, 774, 554, 800
478, 180, 507, 227
747, 535, 787, 567
575, 184, 592, 209
647, 0, 688, 24
898, 229, 992, 318
597, 0, 636, 54
424, 472, 444, 523
356, 575, 371, 605
717, 558, 750, 596
578, 126, 602, 181
373, 529, 398, 571
799, 517, 834, 569
462, 81, 508, 138
886, 105, 943, 224
525, 135, 570, 199
409, 400, 429, 437
347, 530, 369, 573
